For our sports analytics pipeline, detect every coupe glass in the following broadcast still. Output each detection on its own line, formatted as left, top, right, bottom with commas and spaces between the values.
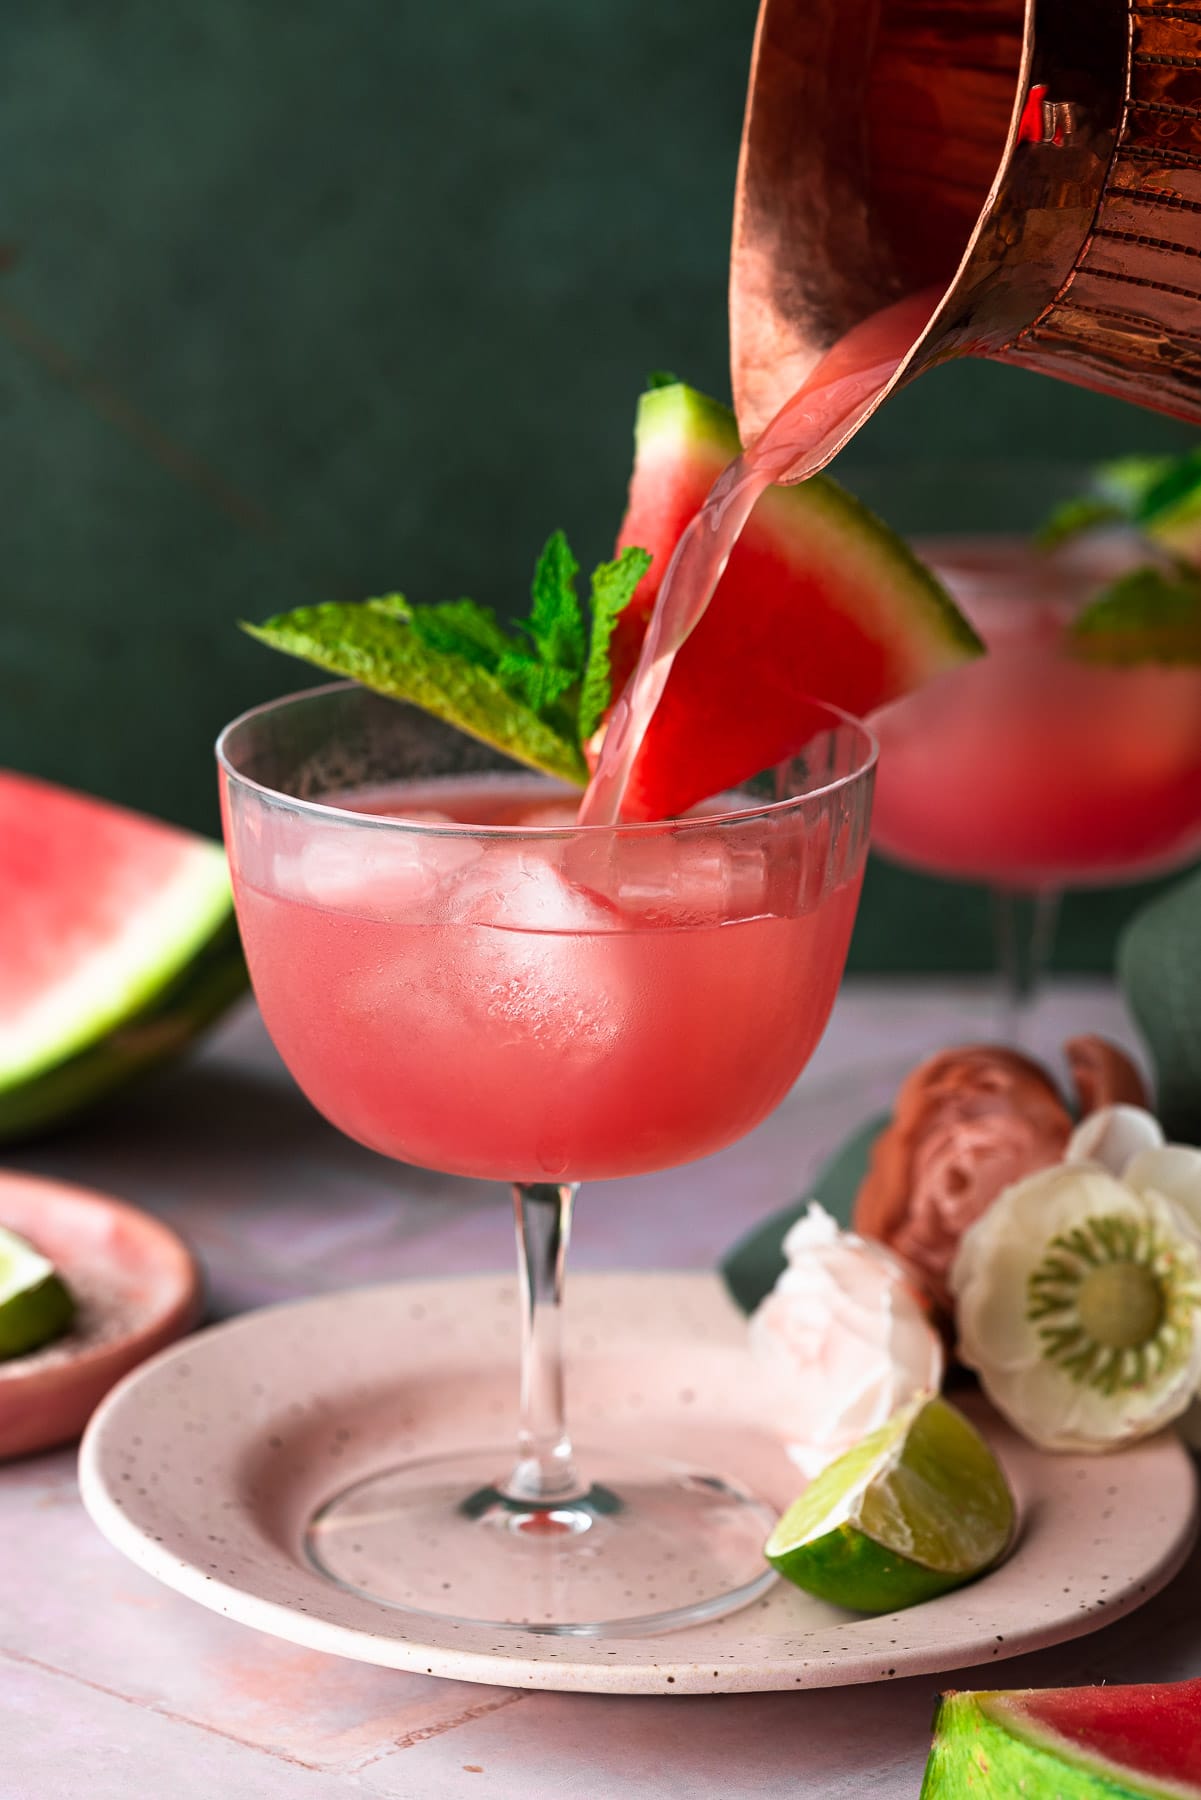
870, 536, 1201, 1033
217, 681, 876, 1636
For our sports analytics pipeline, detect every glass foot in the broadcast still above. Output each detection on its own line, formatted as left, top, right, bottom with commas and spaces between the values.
305, 1444, 778, 1636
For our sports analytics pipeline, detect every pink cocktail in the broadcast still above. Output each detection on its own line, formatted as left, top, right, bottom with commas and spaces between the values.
871, 538, 1201, 891
217, 681, 875, 1635
234, 773, 860, 1184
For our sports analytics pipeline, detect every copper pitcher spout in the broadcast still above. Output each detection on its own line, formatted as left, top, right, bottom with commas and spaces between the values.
732, 0, 1201, 449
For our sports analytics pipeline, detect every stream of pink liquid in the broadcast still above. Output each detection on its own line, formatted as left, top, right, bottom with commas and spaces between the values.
578, 288, 940, 826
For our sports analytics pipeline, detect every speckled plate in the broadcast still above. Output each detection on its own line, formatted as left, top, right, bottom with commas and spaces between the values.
79, 1272, 1197, 1694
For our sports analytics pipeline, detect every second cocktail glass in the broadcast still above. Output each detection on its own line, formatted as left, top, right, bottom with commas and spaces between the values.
217, 682, 876, 1637
870, 537, 1201, 1024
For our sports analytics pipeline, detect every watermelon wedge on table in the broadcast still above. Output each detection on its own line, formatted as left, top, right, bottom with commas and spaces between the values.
0, 773, 246, 1141
922, 1680, 1201, 1797
602, 383, 982, 821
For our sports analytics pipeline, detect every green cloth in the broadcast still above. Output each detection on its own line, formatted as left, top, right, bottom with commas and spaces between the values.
3, 3, 1198, 969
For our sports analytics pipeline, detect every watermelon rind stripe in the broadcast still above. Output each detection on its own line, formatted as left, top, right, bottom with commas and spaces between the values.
634, 383, 984, 668
0, 842, 235, 1092
0, 912, 247, 1142
923, 1690, 1201, 1800
634, 384, 742, 461
984, 1692, 1201, 1800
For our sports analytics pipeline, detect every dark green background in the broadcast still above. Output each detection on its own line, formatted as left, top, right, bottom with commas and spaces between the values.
3, 3, 1196, 970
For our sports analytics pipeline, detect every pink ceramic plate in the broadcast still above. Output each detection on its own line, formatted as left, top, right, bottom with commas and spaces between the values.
79, 1272, 1197, 1694
0, 1170, 201, 1459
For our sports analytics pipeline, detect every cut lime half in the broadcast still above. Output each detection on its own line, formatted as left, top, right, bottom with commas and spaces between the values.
766, 1396, 1016, 1614
0, 1224, 75, 1360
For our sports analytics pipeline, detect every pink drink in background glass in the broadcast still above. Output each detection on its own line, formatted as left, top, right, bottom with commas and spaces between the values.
870, 538, 1201, 890
231, 772, 862, 1184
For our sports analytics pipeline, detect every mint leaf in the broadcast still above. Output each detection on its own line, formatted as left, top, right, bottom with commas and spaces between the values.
1071, 564, 1201, 664
1035, 450, 1201, 551
407, 598, 517, 669
243, 602, 588, 786
1096, 453, 1179, 518
1128, 447, 1201, 525
243, 529, 650, 787
646, 369, 679, 390
524, 531, 586, 677
1034, 496, 1125, 550
578, 546, 652, 740
495, 647, 580, 717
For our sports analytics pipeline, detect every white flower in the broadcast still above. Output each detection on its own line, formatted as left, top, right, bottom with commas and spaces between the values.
951, 1108, 1201, 1452
749, 1202, 943, 1477
1065, 1104, 1164, 1178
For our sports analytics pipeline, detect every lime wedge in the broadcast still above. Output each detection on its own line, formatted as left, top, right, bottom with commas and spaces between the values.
0, 1224, 75, 1360
766, 1395, 1016, 1614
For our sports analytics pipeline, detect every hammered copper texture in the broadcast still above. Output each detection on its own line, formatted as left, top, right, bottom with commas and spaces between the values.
1004, 0, 1201, 417
731, 0, 1201, 442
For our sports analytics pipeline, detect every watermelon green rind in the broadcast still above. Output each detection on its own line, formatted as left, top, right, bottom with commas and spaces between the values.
0, 772, 248, 1140
922, 1693, 1102, 1798
922, 1685, 1201, 1800
610, 382, 983, 819
625, 383, 982, 671
755, 473, 982, 662
0, 913, 248, 1144
0, 835, 234, 1093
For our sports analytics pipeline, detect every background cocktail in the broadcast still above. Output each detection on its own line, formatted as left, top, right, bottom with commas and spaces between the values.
869, 537, 1201, 1018
218, 682, 876, 1635
871, 538, 1201, 890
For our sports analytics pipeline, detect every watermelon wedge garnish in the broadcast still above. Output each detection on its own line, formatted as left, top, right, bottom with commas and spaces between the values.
601, 383, 983, 820
922, 1680, 1201, 1798
0, 774, 246, 1141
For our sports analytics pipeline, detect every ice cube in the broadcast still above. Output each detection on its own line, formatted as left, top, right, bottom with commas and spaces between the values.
445, 844, 629, 1054
273, 820, 483, 914
579, 830, 772, 926
508, 799, 583, 830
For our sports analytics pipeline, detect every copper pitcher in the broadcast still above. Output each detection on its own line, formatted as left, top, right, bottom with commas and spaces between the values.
731, 0, 1201, 447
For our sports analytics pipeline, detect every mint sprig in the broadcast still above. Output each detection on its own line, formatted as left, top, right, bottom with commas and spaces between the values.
1071, 564, 1201, 665
244, 532, 652, 784
494, 532, 587, 731
1035, 496, 1126, 551
579, 547, 651, 741
1036, 448, 1201, 550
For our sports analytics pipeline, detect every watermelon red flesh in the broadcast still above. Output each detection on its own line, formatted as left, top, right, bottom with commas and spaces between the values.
0, 772, 237, 1099
923, 1682, 1201, 1798
606, 385, 981, 822
1004, 1682, 1201, 1794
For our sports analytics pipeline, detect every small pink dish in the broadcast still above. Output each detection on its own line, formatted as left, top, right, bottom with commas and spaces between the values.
0, 1169, 201, 1459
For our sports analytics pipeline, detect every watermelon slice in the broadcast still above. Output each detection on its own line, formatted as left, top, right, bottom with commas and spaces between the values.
603, 383, 982, 821
0, 773, 246, 1141
922, 1680, 1201, 1798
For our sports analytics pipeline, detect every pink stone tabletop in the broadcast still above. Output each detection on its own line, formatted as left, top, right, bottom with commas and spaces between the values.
3, 980, 1197, 1800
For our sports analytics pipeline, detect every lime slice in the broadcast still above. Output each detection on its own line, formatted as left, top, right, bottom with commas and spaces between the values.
766, 1395, 1016, 1614
0, 1224, 75, 1360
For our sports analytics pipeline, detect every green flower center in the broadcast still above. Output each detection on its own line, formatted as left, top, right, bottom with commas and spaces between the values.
1026, 1211, 1201, 1394
1076, 1262, 1164, 1350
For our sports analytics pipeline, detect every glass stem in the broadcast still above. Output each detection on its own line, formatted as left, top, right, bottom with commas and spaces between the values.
992, 886, 1061, 1045
504, 1182, 583, 1507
